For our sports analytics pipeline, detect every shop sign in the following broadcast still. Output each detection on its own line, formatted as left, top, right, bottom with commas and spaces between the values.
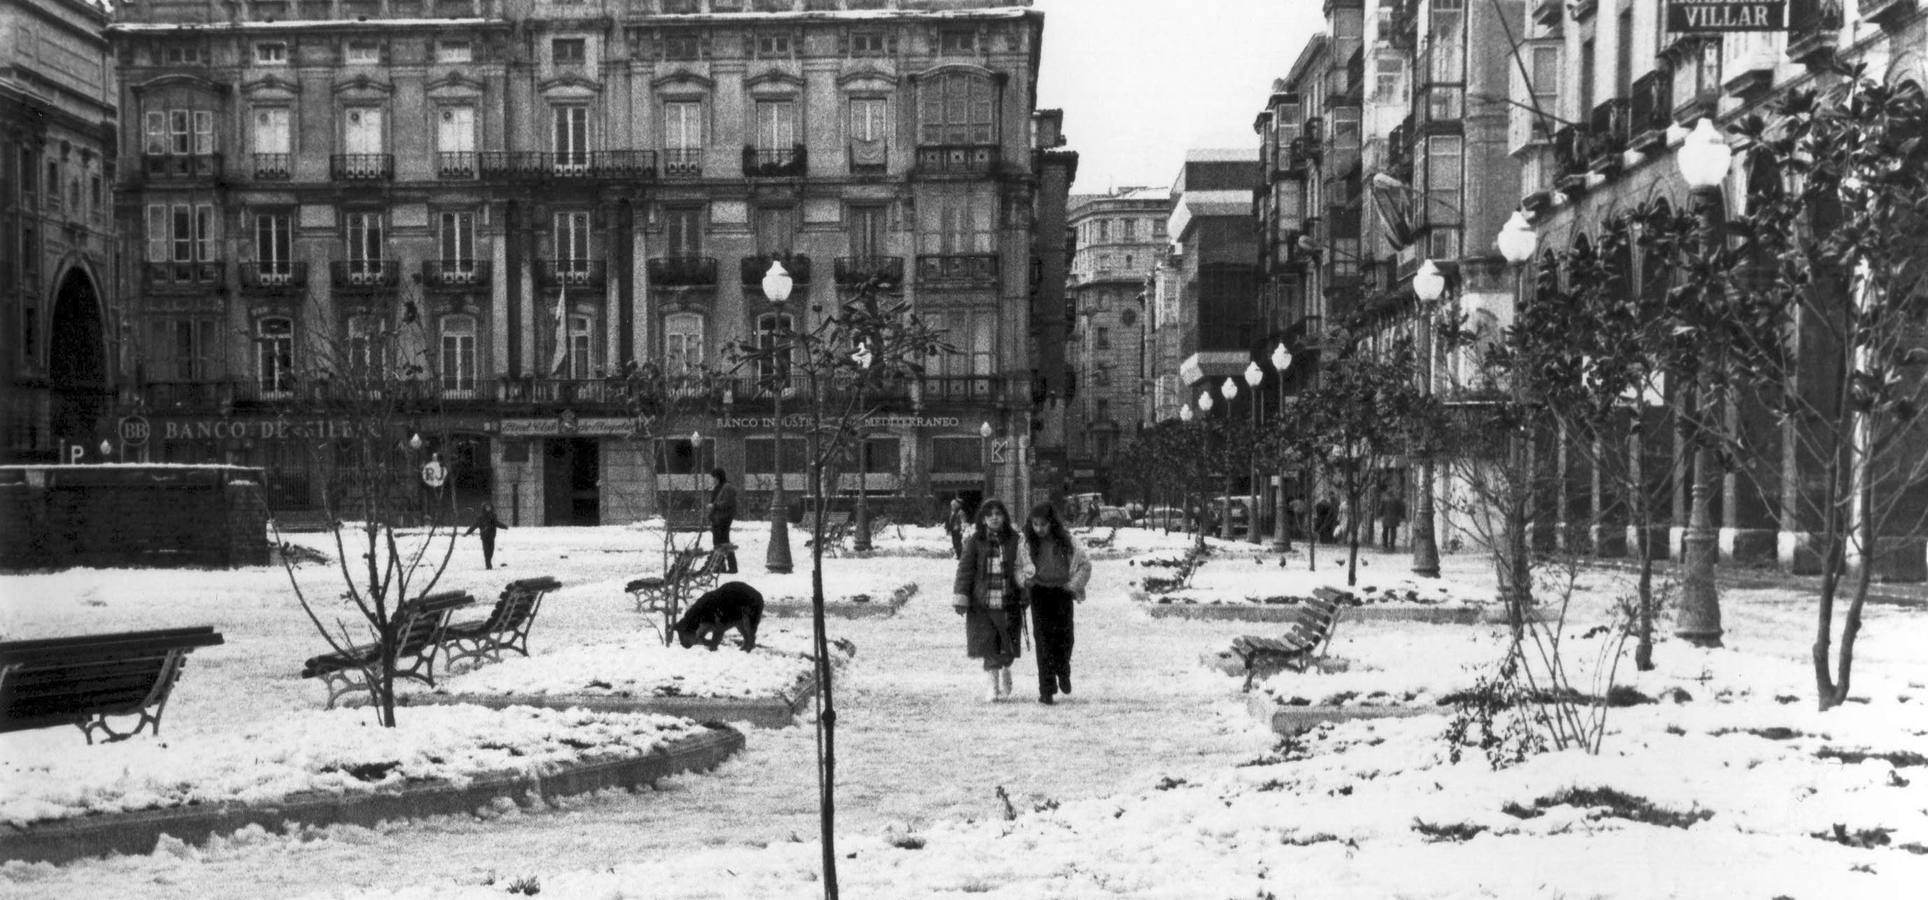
496, 416, 635, 437
714, 414, 962, 430
161, 419, 382, 441
1666, 0, 1785, 31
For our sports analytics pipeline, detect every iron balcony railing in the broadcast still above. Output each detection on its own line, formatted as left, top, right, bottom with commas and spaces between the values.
647, 256, 719, 287
740, 253, 812, 287
329, 154, 393, 180
1587, 98, 1631, 164
834, 256, 905, 288
1552, 124, 1590, 177
536, 258, 606, 288
252, 152, 291, 180
662, 148, 702, 177
742, 144, 807, 177
476, 150, 658, 180
142, 153, 222, 180
916, 253, 999, 287
329, 259, 399, 289
239, 261, 307, 291
1628, 70, 1673, 148
421, 259, 491, 288
913, 144, 1002, 177
436, 151, 476, 180
143, 261, 225, 290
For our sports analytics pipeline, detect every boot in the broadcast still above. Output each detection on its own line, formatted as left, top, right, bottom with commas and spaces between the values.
997, 666, 1013, 699
984, 669, 1001, 703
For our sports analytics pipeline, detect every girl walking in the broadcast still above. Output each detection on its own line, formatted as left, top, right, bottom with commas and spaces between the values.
951, 499, 1026, 702
1020, 502, 1090, 704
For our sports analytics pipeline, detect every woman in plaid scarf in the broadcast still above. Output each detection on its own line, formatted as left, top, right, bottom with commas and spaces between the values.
952, 498, 1027, 702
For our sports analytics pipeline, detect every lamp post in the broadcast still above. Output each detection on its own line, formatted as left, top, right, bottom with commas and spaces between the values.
1674, 117, 1732, 647
1217, 379, 1238, 541
979, 420, 995, 501
1243, 361, 1264, 545
1496, 210, 1540, 626
1410, 258, 1449, 577
1269, 343, 1293, 551
763, 261, 795, 574
851, 339, 875, 553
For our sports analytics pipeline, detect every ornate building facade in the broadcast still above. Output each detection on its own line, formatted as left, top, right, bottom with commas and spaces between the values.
1063, 185, 1164, 492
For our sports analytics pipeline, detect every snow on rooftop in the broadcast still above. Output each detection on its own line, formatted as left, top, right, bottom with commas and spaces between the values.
1184, 147, 1257, 162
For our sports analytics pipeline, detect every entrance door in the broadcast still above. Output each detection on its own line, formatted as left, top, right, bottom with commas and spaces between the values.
543, 438, 600, 525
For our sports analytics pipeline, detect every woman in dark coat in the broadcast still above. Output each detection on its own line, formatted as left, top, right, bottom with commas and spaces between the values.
951, 498, 1025, 702
465, 502, 507, 569
1020, 502, 1091, 705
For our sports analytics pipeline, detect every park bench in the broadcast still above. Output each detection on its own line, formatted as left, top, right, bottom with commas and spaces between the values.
627, 544, 733, 644
1230, 591, 1346, 692
300, 590, 475, 709
442, 576, 563, 671
805, 513, 854, 556
0, 626, 225, 744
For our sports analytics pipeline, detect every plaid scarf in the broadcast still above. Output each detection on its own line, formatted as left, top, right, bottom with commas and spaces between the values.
982, 537, 1009, 609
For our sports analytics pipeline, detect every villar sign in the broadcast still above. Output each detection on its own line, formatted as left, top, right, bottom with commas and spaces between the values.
1667, 0, 1786, 31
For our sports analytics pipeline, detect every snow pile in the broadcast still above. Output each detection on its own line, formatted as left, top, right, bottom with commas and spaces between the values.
0, 705, 708, 828
431, 628, 840, 701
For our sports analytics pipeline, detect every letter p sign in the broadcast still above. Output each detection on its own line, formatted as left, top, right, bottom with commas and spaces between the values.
69, 444, 87, 464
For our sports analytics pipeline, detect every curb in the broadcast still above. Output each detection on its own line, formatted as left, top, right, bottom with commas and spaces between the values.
0, 724, 744, 867
1245, 693, 1442, 735
765, 583, 916, 619
1142, 602, 1507, 624
401, 671, 821, 729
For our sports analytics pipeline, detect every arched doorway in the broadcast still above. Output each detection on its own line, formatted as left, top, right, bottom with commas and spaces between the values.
47, 267, 110, 451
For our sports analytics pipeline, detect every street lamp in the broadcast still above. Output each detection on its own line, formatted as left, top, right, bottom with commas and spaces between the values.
851, 339, 876, 553
1410, 258, 1448, 578
979, 420, 995, 500
1497, 210, 1540, 624
1269, 343, 1294, 552
763, 261, 795, 574
1675, 117, 1732, 647
1244, 361, 1264, 545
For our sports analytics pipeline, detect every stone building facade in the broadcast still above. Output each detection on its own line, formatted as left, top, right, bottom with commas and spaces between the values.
106, 0, 1059, 526
1062, 185, 1164, 492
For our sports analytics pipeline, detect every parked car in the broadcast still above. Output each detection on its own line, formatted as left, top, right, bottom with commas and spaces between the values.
1094, 506, 1132, 527
1139, 507, 1186, 530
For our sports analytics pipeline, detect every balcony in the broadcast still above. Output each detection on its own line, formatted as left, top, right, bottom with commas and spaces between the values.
329, 154, 393, 181
537, 259, 607, 289
476, 150, 659, 181
143, 153, 223, 180
1276, 139, 1311, 177
1552, 124, 1590, 178
834, 256, 905, 290
436, 152, 476, 180
913, 144, 1002, 177
662, 148, 702, 178
647, 256, 719, 287
421, 259, 491, 289
918, 375, 1004, 404
1628, 70, 1673, 153
740, 253, 812, 289
1586, 98, 1630, 171
135, 380, 235, 412
916, 253, 999, 288
239, 261, 307, 293
742, 144, 807, 177
252, 152, 291, 181
1785, 0, 1844, 65
1531, 0, 1562, 25
329, 259, 399, 291
143, 261, 225, 292
499, 378, 629, 407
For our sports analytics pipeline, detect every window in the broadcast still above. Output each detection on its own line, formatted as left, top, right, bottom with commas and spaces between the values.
664, 312, 705, 374
754, 100, 796, 151
150, 318, 221, 380
849, 97, 888, 142
664, 100, 703, 174
1096, 327, 1110, 351
1419, 135, 1463, 260
555, 211, 591, 266
745, 437, 805, 476
564, 315, 592, 379
925, 310, 994, 379
755, 33, 792, 56
1579, 38, 1596, 117
849, 31, 887, 55
553, 105, 589, 167
755, 206, 796, 256
90, 174, 101, 221
345, 41, 380, 64
1121, 218, 1136, 240
552, 38, 586, 66
1615, 9, 1633, 97
344, 107, 384, 154
253, 107, 291, 154
256, 212, 293, 277
917, 72, 996, 144
146, 203, 214, 262
440, 316, 477, 393
662, 34, 702, 60
437, 106, 475, 177
938, 29, 977, 52
256, 318, 294, 395
1120, 307, 1138, 327
1095, 398, 1111, 421
930, 436, 981, 472
145, 109, 215, 155
344, 210, 384, 276
45, 161, 59, 211
1427, 0, 1464, 84
657, 435, 713, 476
436, 40, 471, 64
755, 313, 794, 385
1529, 45, 1561, 129
663, 206, 702, 256
347, 314, 385, 376
438, 212, 475, 268
1373, 55, 1404, 103
256, 42, 288, 64
919, 188, 994, 253
847, 205, 888, 259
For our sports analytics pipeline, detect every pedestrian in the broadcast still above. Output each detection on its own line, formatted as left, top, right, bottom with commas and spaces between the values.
1378, 487, 1408, 551
1019, 502, 1091, 705
1314, 494, 1337, 544
944, 498, 968, 559
707, 467, 739, 574
465, 502, 507, 570
951, 498, 1025, 702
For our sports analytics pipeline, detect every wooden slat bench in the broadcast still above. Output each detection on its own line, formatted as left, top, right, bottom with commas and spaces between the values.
626, 545, 733, 645
442, 576, 563, 671
1230, 591, 1346, 692
0, 626, 226, 743
300, 591, 475, 709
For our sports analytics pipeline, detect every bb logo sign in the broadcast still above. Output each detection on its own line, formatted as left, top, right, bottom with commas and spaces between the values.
119, 416, 151, 448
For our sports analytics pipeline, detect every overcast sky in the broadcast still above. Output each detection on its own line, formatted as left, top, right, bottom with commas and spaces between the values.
1032, 0, 1324, 194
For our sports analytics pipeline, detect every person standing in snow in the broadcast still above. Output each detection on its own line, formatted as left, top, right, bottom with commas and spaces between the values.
944, 497, 968, 559
952, 498, 1026, 702
707, 467, 739, 574
1019, 502, 1090, 705
465, 502, 507, 569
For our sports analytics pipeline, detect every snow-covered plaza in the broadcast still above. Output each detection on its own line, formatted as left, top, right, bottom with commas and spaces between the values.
4, 522, 1928, 899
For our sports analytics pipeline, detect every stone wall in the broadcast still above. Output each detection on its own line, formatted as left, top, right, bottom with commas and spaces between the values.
0, 465, 271, 571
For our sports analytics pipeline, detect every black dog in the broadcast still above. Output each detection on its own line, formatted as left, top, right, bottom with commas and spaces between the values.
674, 581, 764, 652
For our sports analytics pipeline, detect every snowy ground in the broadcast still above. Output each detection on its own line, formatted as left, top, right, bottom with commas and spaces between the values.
3, 522, 1927, 898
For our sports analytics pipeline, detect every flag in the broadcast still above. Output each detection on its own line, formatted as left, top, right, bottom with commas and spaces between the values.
549, 284, 569, 376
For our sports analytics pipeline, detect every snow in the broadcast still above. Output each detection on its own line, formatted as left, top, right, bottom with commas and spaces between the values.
4, 522, 1928, 898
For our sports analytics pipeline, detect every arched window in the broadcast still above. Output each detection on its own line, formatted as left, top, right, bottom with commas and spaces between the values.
440, 315, 476, 394
256, 317, 294, 395
917, 71, 996, 145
